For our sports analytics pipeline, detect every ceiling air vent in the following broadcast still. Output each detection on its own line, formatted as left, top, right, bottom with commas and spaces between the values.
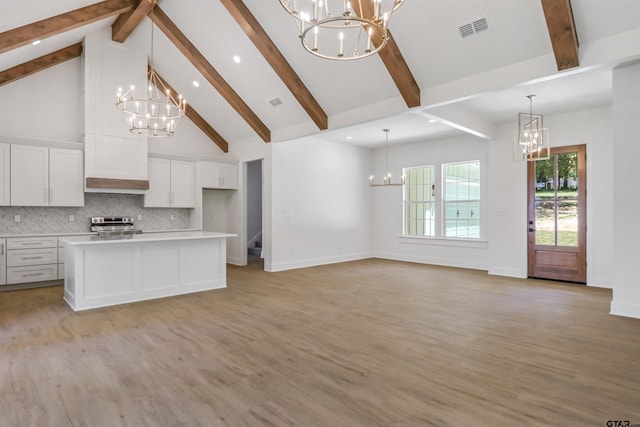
458, 17, 489, 39
269, 97, 283, 107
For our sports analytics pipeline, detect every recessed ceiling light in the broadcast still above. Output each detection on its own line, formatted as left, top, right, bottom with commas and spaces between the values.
32, 40, 41, 46
192, 80, 200, 88
346, 136, 353, 140
428, 119, 438, 123
233, 55, 241, 64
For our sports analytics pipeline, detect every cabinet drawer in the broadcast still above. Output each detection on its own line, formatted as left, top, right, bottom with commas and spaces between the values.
7, 248, 57, 267
7, 236, 57, 250
7, 264, 58, 284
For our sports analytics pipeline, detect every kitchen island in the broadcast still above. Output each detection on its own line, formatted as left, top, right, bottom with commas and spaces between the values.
61, 231, 235, 311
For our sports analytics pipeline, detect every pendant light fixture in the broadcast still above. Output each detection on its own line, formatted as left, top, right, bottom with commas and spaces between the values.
369, 128, 404, 187
514, 94, 550, 161
116, 22, 186, 137
279, 0, 405, 61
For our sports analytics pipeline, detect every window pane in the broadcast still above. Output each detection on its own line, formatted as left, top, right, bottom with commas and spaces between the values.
557, 152, 578, 199
403, 166, 435, 236
535, 158, 554, 200
535, 201, 555, 245
558, 200, 578, 246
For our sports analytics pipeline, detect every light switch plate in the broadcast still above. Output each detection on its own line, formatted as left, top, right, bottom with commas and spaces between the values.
14, 215, 20, 222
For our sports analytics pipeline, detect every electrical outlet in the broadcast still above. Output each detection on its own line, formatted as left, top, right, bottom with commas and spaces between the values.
138, 214, 142, 221
14, 215, 20, 223
170, 214, 175, 220
69, 215, 75, 222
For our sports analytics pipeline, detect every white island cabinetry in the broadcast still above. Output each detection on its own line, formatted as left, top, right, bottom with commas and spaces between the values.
62, 231, 235, 311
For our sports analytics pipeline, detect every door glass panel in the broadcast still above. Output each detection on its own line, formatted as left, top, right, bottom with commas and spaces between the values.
535, 158, 554, 200
535, 201, 556, 245
558, 200, 578, 246
557, 152, 578, 199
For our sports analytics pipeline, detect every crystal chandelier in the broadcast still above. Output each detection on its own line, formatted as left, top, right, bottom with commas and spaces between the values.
278, 0, 405, 60
514, 95, 550, 161
116, 23, 186, 137
369, 128, 404, 186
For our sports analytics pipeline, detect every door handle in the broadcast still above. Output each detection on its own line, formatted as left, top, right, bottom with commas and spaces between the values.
528, 228, 536, 232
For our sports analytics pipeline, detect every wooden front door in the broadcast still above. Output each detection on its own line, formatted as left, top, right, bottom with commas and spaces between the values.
527, 145, 586, 283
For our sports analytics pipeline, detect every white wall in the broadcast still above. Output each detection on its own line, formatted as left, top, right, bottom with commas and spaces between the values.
372, 135, 490, 270
372, 105, 614, 288
611, 61, 640, 318
0, 59, 83, 142
269, 137, 372, 271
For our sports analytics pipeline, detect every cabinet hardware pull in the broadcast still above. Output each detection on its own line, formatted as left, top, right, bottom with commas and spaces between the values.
21, 242, 43, 245
22, 272, 43, 277
22, 256, 43, 260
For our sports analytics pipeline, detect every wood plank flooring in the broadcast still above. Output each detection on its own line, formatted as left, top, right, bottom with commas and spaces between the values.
1, 258, 639, 426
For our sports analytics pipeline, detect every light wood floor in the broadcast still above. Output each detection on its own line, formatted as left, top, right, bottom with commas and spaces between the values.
1, 258, 639, 426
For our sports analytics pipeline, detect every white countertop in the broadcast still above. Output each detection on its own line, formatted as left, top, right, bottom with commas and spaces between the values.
61, 231, 236, 246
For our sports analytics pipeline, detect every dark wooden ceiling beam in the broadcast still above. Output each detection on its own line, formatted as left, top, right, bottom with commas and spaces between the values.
351, 1, 420, 108
149, 6, 271, 143
152, 66, 229, 153
220, 0, 328, 130
541, 0, 580, 70
112, 0, 157, 43
0, 0, 137, 55
0, 43, 83, 87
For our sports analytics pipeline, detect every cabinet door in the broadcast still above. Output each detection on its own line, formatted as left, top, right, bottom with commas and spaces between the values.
10, 145, 49, 206
49, 148, 84, 207
0, 143, 9, 206
170, 160, 195, 208
219, 164, 238, 189
201, 162, 221, 189
0, 239, 6, 286
144, 157, 171, 207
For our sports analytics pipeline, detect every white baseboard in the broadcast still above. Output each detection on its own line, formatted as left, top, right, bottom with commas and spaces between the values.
372, 251, 487, 271
266, 252, 372, 272
488, 266, 526, 278
610, 301, 640, 319
227, 256, 242, 266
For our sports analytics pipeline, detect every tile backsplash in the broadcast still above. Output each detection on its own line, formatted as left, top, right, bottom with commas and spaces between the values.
0, 193, 191, 235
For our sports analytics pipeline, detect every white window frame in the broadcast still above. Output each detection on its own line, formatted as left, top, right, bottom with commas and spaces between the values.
402, 159, 484, 241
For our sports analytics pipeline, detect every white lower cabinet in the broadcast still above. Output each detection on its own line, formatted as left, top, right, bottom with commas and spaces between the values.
6, 237, 58, 284
0, 239, 6, 286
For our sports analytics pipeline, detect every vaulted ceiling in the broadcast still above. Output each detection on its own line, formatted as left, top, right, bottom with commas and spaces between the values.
1, 0, 639, 150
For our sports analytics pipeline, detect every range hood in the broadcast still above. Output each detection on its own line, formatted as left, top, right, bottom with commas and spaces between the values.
83, 26, 150, 193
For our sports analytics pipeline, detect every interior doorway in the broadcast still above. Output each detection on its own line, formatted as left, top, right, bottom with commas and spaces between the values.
527, 145, 586, 283
246, 159, 264, 262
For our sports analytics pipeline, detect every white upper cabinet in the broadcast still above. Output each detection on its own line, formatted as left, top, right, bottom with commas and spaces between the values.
10, 145, 49, 206
170, 160, 196, 208
49, 148, 85, 207
10, 144, 84, 207
201, 161, 238, 190
0, 143, 9, 206
145, 158, 195, 208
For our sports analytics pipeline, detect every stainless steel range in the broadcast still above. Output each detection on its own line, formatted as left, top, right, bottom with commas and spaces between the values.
90, 216, 142, 237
